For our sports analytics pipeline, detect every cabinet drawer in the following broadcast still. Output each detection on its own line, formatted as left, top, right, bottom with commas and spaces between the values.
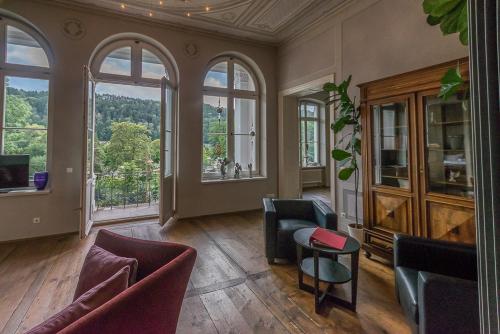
372, 192, 413, 234
428, 201, 475, 244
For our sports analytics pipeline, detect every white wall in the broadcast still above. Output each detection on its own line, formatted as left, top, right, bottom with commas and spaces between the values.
278, 0, 468, 231
0, 0, 278, 241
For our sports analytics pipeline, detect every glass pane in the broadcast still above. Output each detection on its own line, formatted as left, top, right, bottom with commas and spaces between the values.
100, 47, 131, 76
204, 62, 227, 88
306, 103, 318, 118
164, 130, 172, 176
425, 94, 474, 199
6, 26, 49, 68
164, 88, 173, 177
234, 98, 256, 171
234, 63, 255, 91
4, 77, 49, 128
203, 95, 227, 175
3, 129, 47, 176
372, 102, 409, 189
142, 49, 167, 80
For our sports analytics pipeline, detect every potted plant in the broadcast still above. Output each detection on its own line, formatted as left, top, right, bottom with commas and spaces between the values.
323, 75, 363, 243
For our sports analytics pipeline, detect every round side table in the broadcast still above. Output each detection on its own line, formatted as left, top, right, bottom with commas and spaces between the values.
293, 227, 360, 313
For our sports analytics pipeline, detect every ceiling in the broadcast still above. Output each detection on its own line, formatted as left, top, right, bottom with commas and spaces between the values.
59, 0, 345, 43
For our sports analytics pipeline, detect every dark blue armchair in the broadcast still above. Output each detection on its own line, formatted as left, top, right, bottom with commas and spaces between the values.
263, 198, 337, 264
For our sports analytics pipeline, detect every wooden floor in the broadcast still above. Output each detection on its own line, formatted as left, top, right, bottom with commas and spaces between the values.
0, 211, 410, 334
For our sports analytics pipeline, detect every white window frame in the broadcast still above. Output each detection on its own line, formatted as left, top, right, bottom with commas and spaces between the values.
201, 56, 260, 181
0, 17, 53, 187
91, 39, 176, 89
300, 101, 321, 167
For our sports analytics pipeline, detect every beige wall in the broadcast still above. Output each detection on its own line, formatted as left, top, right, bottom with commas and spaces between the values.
278, 0, 468, 230
0, 0, 278, 241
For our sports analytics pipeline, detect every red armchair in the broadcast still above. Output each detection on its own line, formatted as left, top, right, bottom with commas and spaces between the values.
60, 229, 197, 334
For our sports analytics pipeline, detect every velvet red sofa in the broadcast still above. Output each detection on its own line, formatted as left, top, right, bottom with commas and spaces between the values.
59, 229, 196, 334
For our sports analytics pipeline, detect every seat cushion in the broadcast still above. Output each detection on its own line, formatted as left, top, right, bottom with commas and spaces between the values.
396, 266, 419, 324
276, 219, 317, 259
278, 219, 317, 232
27, 266, 130, 334
73, 244, 138, 300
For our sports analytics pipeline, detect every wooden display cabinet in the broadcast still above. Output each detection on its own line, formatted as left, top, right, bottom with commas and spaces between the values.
359, 58, 474, 261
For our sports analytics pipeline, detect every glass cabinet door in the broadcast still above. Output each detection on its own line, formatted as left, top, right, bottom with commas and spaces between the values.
424, 94, 474, 199
372, 101, 410, 189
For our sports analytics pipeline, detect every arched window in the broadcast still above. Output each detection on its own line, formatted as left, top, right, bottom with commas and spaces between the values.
0, 17, 52, 186
91, 39, 175, 85
202, 57, 259, 180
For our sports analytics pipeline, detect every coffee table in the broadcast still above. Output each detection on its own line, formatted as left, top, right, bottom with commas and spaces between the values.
293, 227, 360, 313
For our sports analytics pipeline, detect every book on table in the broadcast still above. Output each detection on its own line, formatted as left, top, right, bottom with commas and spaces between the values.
309, 227, 347, 250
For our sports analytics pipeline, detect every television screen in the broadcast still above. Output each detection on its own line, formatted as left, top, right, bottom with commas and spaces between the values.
0, 155, 30, 189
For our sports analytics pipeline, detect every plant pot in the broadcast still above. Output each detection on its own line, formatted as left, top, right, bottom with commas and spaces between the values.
347, 223, 364, 244
33, 171, 49, 190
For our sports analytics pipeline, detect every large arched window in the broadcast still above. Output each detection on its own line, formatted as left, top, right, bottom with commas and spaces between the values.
0, 17, 52, 186
202, 57, 260, 180
91, 39, 175, 86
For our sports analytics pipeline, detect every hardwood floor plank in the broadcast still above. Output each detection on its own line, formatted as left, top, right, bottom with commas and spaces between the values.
223, 283, 291, 333
200, 288, 254, 334
176, 296, 218, 334
0, 212, 410, 334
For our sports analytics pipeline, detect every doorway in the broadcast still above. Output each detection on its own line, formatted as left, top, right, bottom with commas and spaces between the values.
278, 75, 334, 209
80, 38, 177, 237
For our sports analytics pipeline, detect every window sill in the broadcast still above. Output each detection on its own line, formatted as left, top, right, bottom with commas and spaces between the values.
0, 189, 51, 198
302, 166, 325, 170
201, 176, 267, 184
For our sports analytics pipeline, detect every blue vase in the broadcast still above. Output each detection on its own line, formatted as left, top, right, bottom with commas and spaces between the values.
34, 171, 49, 190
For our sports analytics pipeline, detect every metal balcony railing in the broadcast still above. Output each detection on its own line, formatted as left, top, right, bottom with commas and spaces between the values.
95, 170, 160, 210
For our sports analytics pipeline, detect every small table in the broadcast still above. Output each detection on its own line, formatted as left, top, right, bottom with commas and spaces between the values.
293, 227, 360, 313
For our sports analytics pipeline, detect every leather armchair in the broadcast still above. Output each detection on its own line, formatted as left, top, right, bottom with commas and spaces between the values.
263, 198, 337, 264
393, 234, 479, 334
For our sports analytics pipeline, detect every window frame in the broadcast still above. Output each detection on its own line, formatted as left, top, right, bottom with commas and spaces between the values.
201, 56, 260, 181
91, 39, 176, 89
0, 17, 53, 186
299, 100, 321, 167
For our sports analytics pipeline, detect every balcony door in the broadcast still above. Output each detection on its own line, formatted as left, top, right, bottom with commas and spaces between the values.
80, 65, 96, 238
160, 77, 176, 224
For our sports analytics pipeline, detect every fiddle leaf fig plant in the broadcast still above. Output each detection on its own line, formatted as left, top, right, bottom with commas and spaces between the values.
323, 75, 362, 228
423, 0, 468, 45
423, 0, 469, 100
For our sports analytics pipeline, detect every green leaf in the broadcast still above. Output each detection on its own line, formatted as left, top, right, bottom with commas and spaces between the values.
429, 0, 462, 18
323, 82, 337, 92
332, 149, 351, 161
438, 67, 464, 100
338, 167, 355, 181
332, 115, 350, 133
459, 27, 468, 45
353, 138, 361, 155
427, 15, 442, 26
440, 1, 464, 35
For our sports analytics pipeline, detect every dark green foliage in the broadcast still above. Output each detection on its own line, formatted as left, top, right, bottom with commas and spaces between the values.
323, 75, 362, 227
438, 66, 465, 100
423, 0, 468, 45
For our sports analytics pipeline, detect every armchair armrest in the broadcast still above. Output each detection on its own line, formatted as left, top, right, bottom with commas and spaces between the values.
312, 200, 337, 230
393, 234, 477, 280
263, 198, 277, 260
95, 230, 189, 280
418, 271, 479, 334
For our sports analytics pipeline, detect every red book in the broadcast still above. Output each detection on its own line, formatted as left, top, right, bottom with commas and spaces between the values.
309, 227, 347, 250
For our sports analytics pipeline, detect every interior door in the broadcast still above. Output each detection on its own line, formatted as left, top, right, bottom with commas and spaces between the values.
160, 77, 175, 224
80, 65, 96, 238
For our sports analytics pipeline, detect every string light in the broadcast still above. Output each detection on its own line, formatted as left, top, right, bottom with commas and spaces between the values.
186, 12, 191, 17
149, 11, 153, 17
120, 3, 125, 9
205, 6, 210, 11
159, 0, 163, 4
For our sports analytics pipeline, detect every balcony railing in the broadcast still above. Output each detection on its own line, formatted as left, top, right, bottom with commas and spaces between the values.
95, 170, 160, 210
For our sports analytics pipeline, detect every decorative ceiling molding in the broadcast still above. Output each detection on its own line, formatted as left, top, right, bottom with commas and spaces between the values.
51, 0, 346, 44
